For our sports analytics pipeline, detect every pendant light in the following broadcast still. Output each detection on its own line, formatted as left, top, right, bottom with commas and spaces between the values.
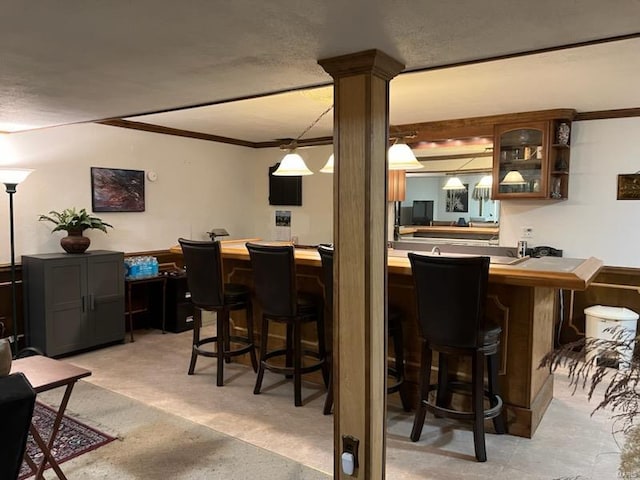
388, 140, 423, 171
319, 154, 334, 173
440, 147, 494, 191
442, 176, 466, 190
272, 105, 333, 176
500, 170, 527, 185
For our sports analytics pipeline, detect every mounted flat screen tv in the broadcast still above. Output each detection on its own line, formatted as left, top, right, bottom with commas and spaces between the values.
412, 200, 434, 225
269, 164, 302, 206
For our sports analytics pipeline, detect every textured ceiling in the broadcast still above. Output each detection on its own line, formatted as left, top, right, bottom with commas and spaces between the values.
1, 1, 639, 136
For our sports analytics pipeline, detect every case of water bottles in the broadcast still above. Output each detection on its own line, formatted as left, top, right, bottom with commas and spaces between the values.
125, 256, 160, 279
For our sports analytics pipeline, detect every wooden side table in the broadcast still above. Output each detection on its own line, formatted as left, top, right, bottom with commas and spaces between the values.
125, 275, 167, 342
11, 355, 91, 480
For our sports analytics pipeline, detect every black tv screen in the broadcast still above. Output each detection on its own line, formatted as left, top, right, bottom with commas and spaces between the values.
269, 164, 302, 206
412, 200, 433, 225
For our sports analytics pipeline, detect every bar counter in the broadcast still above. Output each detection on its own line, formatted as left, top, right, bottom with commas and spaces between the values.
171, 240, 602, 438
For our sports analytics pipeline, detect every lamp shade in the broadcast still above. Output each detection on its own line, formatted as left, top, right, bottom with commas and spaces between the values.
272, 152, 313, 176
477, 175, 493, 188
388, 143, 423, 171
0, 168, 33, 185
442, 176, 466, 190
319, 154, 334, 173
500, 170, 527, 185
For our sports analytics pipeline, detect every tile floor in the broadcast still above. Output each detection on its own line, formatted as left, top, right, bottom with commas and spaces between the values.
64, 327, 623, 479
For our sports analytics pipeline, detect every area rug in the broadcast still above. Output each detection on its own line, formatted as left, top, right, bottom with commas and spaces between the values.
19, 401, 115, 480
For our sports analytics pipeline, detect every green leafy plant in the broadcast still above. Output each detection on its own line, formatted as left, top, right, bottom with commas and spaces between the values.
38, 208, 113, 233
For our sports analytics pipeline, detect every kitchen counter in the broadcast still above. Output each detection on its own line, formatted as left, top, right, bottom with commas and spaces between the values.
171, 239, 602, 438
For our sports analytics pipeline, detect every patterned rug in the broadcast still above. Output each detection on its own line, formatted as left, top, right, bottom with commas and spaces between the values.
19, 401, 116, 479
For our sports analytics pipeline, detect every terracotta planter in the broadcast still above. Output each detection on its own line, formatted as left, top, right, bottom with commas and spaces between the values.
60, 229, 91, 254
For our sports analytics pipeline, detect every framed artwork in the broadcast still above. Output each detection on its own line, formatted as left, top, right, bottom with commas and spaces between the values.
446, 184, 469, 212
91, 167, 145, 212
617, 174, 640, 200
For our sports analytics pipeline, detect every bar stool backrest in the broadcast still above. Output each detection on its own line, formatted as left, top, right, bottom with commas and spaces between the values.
317, 245, 334, 310
0, 372, 36, 480
408, 254, 490, 350
178, 238, 225, 309
246, 243, 297, 316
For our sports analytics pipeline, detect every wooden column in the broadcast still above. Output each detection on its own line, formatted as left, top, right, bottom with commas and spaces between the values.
319, 50, 404, 479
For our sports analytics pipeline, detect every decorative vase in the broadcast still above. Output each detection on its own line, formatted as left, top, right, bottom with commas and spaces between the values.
0, 338, 12, 376
556, 122, 570, 145
60, 229, 91, 254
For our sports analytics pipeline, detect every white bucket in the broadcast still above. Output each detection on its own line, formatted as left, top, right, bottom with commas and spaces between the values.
585, 305, 638, 369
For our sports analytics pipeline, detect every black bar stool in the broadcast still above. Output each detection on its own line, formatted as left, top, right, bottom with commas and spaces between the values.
246, 242, 329, 407
179, 238, 258, 386
318, 245, 411, 414
408, 253, 506, 462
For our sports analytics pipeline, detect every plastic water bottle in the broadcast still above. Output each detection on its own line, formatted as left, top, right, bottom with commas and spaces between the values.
151, 257, 159, 276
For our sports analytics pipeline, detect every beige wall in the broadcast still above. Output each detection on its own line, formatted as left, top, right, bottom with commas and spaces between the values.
500, 117, 640, 267
0, 123, 257, 263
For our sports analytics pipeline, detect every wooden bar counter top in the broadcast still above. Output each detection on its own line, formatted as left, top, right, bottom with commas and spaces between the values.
170, 240, 602, 438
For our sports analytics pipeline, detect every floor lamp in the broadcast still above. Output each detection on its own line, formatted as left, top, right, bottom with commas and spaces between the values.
0, 168, 33, 357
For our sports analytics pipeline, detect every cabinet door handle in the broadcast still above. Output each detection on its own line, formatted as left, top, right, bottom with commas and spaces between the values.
82, 296, 85, 312
89, 294, 95, 311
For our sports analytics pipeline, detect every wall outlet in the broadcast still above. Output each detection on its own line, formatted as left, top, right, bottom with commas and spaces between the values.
521, 226, 534, 238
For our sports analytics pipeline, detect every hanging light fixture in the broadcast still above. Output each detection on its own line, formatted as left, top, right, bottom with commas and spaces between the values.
319, 154, 334, 174
388, 136, 423, 171
500, 170, 527, 185
477, 175, 493, 188
442, 147, 493, 191
442, 176, 466, 190
272, 105, 333, 176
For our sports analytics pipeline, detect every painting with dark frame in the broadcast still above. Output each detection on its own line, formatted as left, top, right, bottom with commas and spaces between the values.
446, 184, 469, 212
91, 167, 145, 212
617, 174, 640, 200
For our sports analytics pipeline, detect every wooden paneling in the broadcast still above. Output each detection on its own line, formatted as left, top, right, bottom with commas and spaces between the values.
319, 49, 404, 480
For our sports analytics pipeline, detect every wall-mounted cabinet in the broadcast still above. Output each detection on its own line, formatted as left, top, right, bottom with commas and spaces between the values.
492, 116, 573, 200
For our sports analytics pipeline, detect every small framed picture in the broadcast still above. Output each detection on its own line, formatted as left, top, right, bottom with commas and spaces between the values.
617, 174, 640, 200
91, 167, 145, 212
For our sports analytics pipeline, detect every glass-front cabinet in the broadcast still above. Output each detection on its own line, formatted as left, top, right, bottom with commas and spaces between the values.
492, 118, 572, 200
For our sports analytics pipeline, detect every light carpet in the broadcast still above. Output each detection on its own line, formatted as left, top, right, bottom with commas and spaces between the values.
37, 381, 329, 479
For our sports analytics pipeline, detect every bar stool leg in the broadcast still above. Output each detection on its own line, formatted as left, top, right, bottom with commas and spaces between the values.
472, 351, 487, 462
216, 310, 227, 387
391, 321, 411, 411
323, 362, 333, 415
188, 308, 201, 375
315, 309, 330, 387
285, 323, 294, 379
488, 352, 507, 434
254, 316, 269, 395
293, 320, 303, 407
246, 300, 258, 372
411, 341, 432, 442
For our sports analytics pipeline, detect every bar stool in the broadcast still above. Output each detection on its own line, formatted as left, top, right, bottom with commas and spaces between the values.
178, 238, 258, 386
318, 245, 411, 415
246, 242, 329, 407
408, 253, 506, 462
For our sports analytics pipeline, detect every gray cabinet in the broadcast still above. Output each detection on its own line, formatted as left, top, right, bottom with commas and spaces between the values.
22, 250, 125, 356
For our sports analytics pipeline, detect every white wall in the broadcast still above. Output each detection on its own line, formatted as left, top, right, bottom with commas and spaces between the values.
250, 145, 334, 246
500, 117, 640, 267
0, 123, 256, 263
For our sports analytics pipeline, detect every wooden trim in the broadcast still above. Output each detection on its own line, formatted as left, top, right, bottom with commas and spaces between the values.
318, 49, 405, 81
575, 107, 640, 121
97, 119, 256, 147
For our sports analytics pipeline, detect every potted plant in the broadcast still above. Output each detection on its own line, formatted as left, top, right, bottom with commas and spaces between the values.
39, 207, 113, 254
